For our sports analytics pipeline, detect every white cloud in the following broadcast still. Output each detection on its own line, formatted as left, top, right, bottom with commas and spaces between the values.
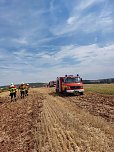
67, 16, 76, 25
52, 44, 114, 66
77, 0, 104, 10
13, 37, 28, 44
0, 43, 114, 85
13, 49, 30, 58
40, 54, 51, 59
52, 11, 113, 35
51, 0, 113, 36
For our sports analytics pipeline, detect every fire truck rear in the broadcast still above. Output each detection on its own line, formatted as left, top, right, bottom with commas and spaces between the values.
48, 81, 56, 87
56, 75, 84, 95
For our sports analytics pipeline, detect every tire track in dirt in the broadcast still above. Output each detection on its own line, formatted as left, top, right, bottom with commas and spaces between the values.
36, 88, 81, 151
49, 100, 80, 152
42, 97, 80, 152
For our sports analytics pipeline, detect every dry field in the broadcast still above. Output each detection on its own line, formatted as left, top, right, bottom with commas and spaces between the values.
0, 86, 114, 152
84, 84, 114, 95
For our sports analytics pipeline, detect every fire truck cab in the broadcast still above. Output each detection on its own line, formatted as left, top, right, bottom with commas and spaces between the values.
56, 75, 84, 95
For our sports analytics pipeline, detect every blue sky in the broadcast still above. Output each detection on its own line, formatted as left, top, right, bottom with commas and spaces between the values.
0, 0, 114, 85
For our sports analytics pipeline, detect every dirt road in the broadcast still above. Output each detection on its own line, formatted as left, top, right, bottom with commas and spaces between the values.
0, 88, 114, 152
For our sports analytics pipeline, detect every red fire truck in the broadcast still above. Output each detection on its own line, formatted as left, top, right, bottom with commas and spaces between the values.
56, 74, 84, 95
48, 81, 56, 87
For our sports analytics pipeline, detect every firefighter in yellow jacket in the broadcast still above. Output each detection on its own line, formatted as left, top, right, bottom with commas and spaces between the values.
9, 83, 17, 101
18, 83, 25, 99
25, 83, 29, 96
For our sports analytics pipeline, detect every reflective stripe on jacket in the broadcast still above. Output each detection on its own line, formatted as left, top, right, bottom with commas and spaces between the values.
9, 87, 16, 93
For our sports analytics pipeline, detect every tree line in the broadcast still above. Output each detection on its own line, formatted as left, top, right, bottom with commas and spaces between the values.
83, 78, 114, 84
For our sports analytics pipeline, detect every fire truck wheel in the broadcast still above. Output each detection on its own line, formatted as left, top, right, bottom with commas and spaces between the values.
80, 92, 84, 95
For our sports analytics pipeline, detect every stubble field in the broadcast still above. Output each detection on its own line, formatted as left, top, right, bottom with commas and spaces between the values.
0, 84, 114, 152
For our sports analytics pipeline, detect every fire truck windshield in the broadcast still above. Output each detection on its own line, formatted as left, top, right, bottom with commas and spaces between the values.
64, 77, 81, 83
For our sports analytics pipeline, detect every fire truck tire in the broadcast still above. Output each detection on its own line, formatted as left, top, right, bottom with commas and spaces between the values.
80, 92, 84, 95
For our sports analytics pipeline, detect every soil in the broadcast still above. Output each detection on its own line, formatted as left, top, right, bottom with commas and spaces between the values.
0, 88, 114, 152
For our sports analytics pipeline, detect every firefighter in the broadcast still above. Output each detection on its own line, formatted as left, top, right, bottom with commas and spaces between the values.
9, 83, 17, 101
25, 83, 29, 96
18, 82, 25, 99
